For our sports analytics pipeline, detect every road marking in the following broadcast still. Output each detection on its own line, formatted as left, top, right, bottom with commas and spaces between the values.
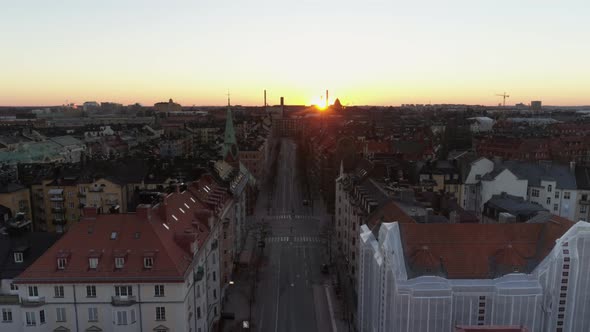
325, 285, 338, 332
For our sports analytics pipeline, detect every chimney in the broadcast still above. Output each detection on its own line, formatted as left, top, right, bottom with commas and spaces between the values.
83, 207, 99, 220
280, 96, 284, 117
136, 204, 152, 221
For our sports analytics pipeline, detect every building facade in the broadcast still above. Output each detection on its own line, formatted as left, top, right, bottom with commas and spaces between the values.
358, 218, 590, 332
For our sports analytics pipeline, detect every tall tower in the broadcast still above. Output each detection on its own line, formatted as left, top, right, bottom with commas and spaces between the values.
222, 95, 239, 167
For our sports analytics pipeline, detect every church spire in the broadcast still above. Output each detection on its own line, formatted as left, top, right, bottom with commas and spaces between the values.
222, 93, 239, 166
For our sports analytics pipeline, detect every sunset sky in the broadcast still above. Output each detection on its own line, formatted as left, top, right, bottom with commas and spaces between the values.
1, 0, 589, 106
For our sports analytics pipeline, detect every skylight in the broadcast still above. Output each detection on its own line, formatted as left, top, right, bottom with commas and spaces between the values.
163, 224, 170, 230
110, 232, 118, 240
179, 208, 185, 214
172, 215, 178, 221
184, 203, 190, 209
190, 197, 196, 203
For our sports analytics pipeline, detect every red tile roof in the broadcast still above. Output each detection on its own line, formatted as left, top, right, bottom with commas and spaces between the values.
399, 215, 573, 279
15, 190, 212, 284
367, 200, 416, 229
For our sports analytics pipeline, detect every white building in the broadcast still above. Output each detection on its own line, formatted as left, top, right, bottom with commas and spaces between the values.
358, 216, 588, 332
467, 117, 495, 133
13, 190, 224, 332
462, 159, 580, 221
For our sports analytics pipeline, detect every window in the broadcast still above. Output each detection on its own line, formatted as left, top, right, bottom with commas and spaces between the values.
555, 191, 560, 199
581, 206, 587, 214
554, 204, 559, 211
39, 310, 45, 324
547, 197, 551, 205
54, 285, 64, 298
89, 258, 98, 269
583, 194, 589, 201
56, 307, 66, 322
548, 185, 552, 192
9, 283, 17, 291
131, 309, 136, 323
197, 307, 201, 319
25, 312, 36, 326
2, 308, 12, 322
87, 285, 96, 297
88, 307, 98, 322
13, 252, 23, 263
57, 258, 67, 269
156, 307, 166, 321
69, 202, 75, 209
564, 192, 571, 199
144, 257, 153, 268
532, 189, 540, 197
116, 311, 128, 325
155, 285, 165, 297
213, 272, 216, 281
28, 286, 38, 297
213, 289, 217, 299
115, 285, 132, 296
115, 257, 125, 269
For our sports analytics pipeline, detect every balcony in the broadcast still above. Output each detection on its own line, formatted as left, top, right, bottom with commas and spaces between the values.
21, 296, 46, 307
52, 218, 67, 226
50, 196, 64, 202
105, 199, 119, 205
580, 198, 590, 205
51, 207, 65, 213
111, 295, 137, 306
194, 266, 205, 281
0, 294, 19, 305
77, 192, 86, 198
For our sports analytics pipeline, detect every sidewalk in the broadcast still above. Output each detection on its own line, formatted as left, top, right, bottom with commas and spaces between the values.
221, 233, 257, 332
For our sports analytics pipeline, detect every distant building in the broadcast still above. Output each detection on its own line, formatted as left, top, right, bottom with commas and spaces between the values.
531, 101, 542, 111
154, 98, 182, 113
0, 183, 32, 224
467, 117, 495, 133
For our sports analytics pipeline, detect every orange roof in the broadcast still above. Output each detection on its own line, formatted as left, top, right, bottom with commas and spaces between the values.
367, 200, 416, 229
400, 216, 573, 279
16, 190, 212, 284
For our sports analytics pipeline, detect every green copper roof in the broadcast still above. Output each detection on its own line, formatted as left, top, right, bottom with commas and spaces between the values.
222, 106, 238, 160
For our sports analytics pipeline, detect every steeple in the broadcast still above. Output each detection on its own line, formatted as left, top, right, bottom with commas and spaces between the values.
222, 95, 239, 166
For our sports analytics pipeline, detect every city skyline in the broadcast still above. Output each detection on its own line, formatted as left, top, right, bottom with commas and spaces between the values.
1, 0, 589, 107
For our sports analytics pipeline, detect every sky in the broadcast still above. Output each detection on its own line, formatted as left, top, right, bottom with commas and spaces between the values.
1, 0, 589, 107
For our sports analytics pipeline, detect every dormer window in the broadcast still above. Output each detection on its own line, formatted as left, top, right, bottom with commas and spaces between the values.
57, 258, 67, 270
115, 257, 125, 269
144, 257, 154, 269
14, 252, 23, 263
89, 258, 99, 269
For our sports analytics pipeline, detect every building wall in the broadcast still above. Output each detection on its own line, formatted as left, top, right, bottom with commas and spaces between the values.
0, 187, 32, 221
84, 179, 127, 214
480, 169, 528, 214
358, 221, 590, 332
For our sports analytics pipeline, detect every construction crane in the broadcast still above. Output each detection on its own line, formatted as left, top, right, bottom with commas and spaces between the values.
496, 92, 510, 107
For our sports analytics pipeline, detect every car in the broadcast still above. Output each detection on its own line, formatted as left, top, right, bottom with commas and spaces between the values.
321, 264, 329, 274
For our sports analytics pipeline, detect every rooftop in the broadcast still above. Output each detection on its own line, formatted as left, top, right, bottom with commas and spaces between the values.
399, 215, 573, 279
15, 189, 212, 284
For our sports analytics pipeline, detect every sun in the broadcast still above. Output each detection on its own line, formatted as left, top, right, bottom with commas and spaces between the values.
310, 96, 328, 110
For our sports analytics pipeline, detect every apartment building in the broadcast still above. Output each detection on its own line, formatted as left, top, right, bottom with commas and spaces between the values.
14, 189, 225, 332
358, 216, 587, 332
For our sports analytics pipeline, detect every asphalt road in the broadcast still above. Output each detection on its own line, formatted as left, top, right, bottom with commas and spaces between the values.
253, 138, 327, 332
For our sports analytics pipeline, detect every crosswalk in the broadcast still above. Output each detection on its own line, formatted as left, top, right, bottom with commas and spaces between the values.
268, 214, 319, 221
266, 236, 325, 243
